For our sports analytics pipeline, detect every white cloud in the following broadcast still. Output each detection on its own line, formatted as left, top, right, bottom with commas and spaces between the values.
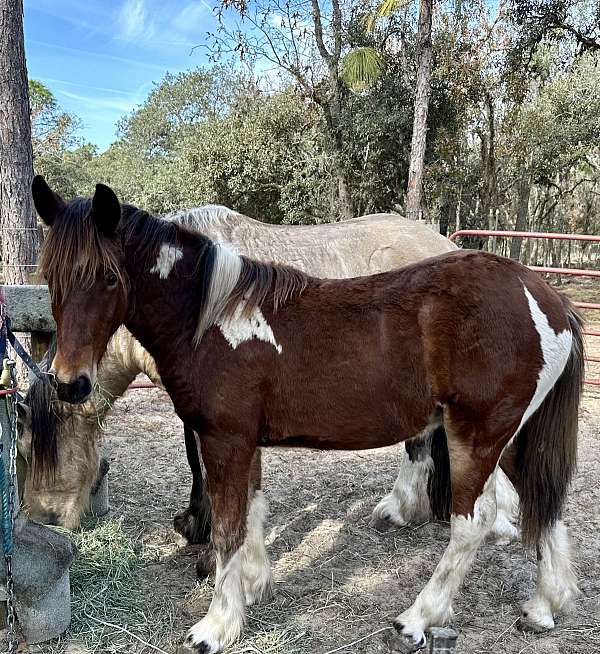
59, 89, 139, 114
118, 0, 156, 42
172, 3, 208, 36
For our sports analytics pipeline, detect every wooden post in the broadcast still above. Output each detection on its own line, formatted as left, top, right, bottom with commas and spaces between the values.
30, 332, 53, 363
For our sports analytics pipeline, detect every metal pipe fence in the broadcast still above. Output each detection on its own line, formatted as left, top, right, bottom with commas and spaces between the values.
449, 230, 600, 386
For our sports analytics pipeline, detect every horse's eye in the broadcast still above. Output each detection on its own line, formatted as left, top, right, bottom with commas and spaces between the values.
105, 271, 118, 288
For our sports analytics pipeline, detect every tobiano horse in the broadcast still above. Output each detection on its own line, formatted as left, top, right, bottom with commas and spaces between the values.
19, 204, 517, 546
32, 177, 583, 653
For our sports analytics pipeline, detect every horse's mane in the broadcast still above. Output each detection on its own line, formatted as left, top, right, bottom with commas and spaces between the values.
26, 339, 59, 482
121, 205, 309, 346
194, 246, 308, 345
164, 205, 241, 233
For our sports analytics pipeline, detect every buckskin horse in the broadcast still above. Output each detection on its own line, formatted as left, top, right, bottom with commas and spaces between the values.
18, 203, 517, 549
32, 177, 583, 653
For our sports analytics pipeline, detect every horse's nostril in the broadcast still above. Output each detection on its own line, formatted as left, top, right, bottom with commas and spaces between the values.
74, 375, 92, 399
56, 375, 92, 404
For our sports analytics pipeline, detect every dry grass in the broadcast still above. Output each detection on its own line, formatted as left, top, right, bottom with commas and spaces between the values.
35, 519, 177, 654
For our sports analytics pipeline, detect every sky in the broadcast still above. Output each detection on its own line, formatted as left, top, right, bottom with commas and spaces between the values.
23, 0, 219, 151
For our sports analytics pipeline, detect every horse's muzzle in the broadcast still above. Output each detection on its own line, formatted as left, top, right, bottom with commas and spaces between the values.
55, 375, 92, 404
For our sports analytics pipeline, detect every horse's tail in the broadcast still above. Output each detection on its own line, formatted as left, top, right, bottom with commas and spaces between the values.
427, 426, 451, 521
516, 302, 584, 547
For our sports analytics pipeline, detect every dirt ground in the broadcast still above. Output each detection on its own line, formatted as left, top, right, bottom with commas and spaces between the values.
40, 277, 600, 654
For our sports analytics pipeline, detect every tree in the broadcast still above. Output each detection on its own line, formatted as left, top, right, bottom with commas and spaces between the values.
341, 0, 435, 220
405, 0, 434, 221
211, 0, 356, 220
29, 80, 79, 158
509, 0, 600, 66
0, 0, 39, 286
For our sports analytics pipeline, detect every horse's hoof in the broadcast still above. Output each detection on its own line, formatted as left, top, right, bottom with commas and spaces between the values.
519, 601, 555, 633
180, 638, 214, 654
173, 508, 211, 545
177, 644, 210, 654
371, 497, 408, 531
390, 620, 427, 653
369, 515, 395, 532
196, 546, 216, 579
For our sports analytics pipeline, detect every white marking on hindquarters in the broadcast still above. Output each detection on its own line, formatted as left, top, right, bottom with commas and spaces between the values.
149, 243, 183, 279
518, 285, 572, 431
217, 302, 282, 354
521, 520, 578, 630
194, 243, 242, 346
241, 491, 273, 604
185, 548, 246, 653
372, 448, 433, 526
395, 473, 498, 645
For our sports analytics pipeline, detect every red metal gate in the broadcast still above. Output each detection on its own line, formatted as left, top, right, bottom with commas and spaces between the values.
449, 230, 600, 386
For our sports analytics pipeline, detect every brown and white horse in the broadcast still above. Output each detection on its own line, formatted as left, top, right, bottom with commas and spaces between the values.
32, 177, 583, 653
21, 205, 519, 543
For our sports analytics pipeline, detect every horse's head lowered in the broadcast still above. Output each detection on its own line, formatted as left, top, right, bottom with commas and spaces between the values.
33, 176, 129, 404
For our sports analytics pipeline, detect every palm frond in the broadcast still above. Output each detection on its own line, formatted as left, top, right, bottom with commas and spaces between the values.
376, 0, 412, 17
340, 47, 385, 92
365, 0, 412, 31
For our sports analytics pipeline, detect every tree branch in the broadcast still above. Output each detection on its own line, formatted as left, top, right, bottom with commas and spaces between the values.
311, 0, 332, 63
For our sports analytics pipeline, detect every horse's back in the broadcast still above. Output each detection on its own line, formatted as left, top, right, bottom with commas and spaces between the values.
168, 208, 456, 278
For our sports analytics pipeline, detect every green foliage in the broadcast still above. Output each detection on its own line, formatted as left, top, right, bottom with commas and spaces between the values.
36, 0, 600, 241
118, 66, 253, 155
29, 79, 80, 158
515, 52, 600, 182
340, 47, 386, 91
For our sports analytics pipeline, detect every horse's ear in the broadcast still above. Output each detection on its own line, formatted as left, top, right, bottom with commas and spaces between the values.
32, 175, 66, 227
91, 183, 121, 237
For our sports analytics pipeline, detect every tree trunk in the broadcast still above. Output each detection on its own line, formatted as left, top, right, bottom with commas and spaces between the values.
0, 0, 38, 285
1, 0, 40, 384
325, 85, 354, 221
311, 0, 355, 221
509, 171, 531, 261
406, 0, 434, 221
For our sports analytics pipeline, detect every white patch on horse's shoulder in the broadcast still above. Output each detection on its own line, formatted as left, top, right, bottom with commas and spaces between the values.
217, 303, 282, 354
519, 285, 572, 429
150, 243, 183, 279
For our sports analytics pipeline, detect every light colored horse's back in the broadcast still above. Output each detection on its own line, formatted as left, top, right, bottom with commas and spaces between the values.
168, 207, 456, 277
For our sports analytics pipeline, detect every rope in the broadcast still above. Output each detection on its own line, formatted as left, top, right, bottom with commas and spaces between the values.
0, 459, 13, 555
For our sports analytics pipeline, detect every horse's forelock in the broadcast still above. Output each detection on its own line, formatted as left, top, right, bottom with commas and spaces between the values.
38, 197, 125, 300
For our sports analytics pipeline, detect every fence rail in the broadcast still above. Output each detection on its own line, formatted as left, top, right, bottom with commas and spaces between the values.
449, 229, 600, 386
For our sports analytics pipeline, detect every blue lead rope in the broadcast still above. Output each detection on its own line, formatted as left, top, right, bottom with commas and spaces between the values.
0, 458, 13, 556
0, 311, 13, 556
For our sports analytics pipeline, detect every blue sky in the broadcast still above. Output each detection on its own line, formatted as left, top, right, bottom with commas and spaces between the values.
24, 0, 218, 151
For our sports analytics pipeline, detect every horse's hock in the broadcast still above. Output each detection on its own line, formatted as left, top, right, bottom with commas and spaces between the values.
0, 360, 76, 645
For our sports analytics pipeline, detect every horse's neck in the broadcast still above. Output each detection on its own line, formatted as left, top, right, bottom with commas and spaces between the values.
100, 327, 162, 391
74, 328, 161, 422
